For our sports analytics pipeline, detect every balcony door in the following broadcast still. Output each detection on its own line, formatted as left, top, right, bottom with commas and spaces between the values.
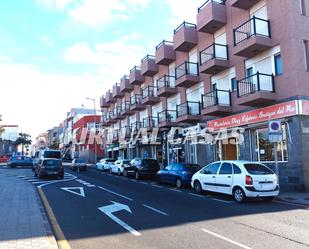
250, 3, 268, 37
214, 29, 227, 60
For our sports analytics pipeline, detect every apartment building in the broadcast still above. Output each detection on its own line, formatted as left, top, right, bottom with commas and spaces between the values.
100, 0, 309, 191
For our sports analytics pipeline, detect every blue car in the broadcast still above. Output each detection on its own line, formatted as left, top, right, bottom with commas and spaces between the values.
7, 156, 33, 168
156, 163, 200, 188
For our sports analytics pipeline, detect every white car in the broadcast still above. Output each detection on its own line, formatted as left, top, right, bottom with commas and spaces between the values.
96, 158, 116, 171
110, 159, 131, 175
191, 161, 279, 203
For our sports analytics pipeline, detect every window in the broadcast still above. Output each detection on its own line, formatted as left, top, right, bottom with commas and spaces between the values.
231, 77, 237, 92
205, 162, 221, 174
244, 163, 274, 175
219, 163, 232, 175
171, 164, 180, 171
233, 164, 242, 174
255, 125, 288, 162
246, 67, 253, 77
304, 40, 309, 71
274, 53, 283, 76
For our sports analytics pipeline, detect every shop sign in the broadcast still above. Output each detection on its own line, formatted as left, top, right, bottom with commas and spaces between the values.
207, 101, 298, 130
301, 100, 309, 115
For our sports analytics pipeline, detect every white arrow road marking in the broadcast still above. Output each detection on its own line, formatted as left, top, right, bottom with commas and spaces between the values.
142, 204, 168, 216
61, 187, 85, 197
98, 201, 141, 236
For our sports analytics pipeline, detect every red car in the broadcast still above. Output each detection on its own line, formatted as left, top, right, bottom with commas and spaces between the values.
0, 155, 11, 163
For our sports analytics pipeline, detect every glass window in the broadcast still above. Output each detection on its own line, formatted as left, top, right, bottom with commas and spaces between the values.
171, 164, 180, 171
255, 125, 288, 162
274, 53, 283, 76
231, 77, 237, 92
244, 163, 274, 175
232, 164, 242, 174
219, 163, 232, 175
246, 67, 254, 77
205, 162, 221, 174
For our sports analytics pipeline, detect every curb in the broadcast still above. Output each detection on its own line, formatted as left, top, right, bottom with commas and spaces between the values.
276, 197, 309, 208
38, 187, 72, 249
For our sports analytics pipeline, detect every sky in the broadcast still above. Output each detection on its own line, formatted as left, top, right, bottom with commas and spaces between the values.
0, 0, 206, 139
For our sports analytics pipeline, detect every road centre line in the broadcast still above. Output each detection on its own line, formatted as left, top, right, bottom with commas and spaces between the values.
169, 188, 182, 193
97, 186, 133, 201
142, 204, 168, 216
188, 193, 204, 198
151, 184, 163, 188
212, 198, 234, 204
202, 229, 252, 249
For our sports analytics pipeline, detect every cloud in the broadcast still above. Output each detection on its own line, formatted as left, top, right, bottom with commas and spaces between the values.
39, 35, 54, 47
36, 0, 75, 10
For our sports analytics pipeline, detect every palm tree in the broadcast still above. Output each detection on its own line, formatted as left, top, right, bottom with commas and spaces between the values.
14, 133, 32, 155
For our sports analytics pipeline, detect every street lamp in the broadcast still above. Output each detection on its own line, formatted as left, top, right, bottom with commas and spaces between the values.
86, 97, 97, 164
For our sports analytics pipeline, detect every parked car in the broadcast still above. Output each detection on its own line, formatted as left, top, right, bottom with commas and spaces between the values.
70, 158, 87, 171
123, 158, 160, 180
110, 159, 131, 175
156, 162, 200, 188
32, 149, 62, 171
191, 160, 279, 203
34, 159, 64, 179
0, 154, 11, 163
95, 158, 116, 171
7, 156, 33, 167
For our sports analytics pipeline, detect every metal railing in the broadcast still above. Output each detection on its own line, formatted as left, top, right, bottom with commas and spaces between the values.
200, 43, 229, 65
202, 89, 231, 108
176, 101, 201, 117
237, 72, 275, 97
131, 121, 142, 131
158, 110, 177, 123
141, 86, 157, 98
157, 75, 176, 90
121, 101, 131, 112
142, 117, 158, 128
120, 126, 131, 138
130, 66, 141, 73
130, 94, 142, 105
198, 0, 226, 12
174, 21, 197, 34
175, 61, 199, 79
106, 111, 114, 121
156, 40, 173, 50
141, 54, 155, 62
233, 16, 271, 46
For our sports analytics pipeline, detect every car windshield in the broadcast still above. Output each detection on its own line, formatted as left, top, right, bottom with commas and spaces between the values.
12, 156, 22, 160
43, 160, 61, 166
244, 163, 274, 175
106, 159, 115, 162
183, 164, 200, 172
142, 159, 159, 168
122, 160, 130, 164
43, 151, 61, 159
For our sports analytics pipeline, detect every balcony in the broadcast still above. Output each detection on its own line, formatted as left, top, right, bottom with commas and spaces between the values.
199, 43, 229, 75
106, 111, 116, 125
130, 94, 146, 111
141, 55, 159, 76
100, 96, 109, 108
143, 117, 158, 131
120, 101, 134, 116
129, 66, 145, 85
202, 89, 232, 116
231, 0, 261, 10
141, 86, 160, 105
233, 17, 272, 57
101, 115, 108, 127
158, 110, 178, 128
113, 130, 120, 142
176, 101, 202, 123
131, 121, 142, 134
112, 106, 123, 120
120, 75, 133, 92
197, 0, 227, 34
157, 75, 178, 97
112, 83, 124, 98
155, 40, 176, 65
237, 72, 276, 106
175, 61, 199, 87
120, 126, 132, 139
173, 22, 198, 52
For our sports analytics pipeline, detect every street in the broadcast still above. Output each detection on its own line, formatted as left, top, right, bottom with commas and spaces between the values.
3, 166, 308, 249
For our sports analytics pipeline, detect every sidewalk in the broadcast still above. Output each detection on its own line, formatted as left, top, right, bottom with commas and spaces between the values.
278, 191, 309, 207
0, 173, 58, 249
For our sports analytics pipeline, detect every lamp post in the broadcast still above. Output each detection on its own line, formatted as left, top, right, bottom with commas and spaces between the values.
86, 98, 97, 164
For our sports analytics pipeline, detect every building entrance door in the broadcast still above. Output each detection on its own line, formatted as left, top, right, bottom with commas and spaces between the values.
216, 138, 238, 160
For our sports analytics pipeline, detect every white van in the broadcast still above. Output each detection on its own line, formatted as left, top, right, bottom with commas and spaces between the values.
33, 149, 62, 170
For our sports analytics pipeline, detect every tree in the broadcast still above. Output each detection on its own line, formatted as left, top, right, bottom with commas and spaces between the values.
14, 133, 32, 155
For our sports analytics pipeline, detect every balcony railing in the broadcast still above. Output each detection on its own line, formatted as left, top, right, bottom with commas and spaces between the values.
141, 54, 155, 62
156, 40, 173, 50
114, 106, 122, 116
121, 101, 131, 111
158, 110, 177, 123
233, 16, 271, 46
237, 72, 275, 97
142, 117, 158, 128
176, 101, 201, 117
130, 94, 142, 105
131, 121, 142, 131
198, 0, 226, 12
174, 21, 197, 34
141, 86, 157, 99
157, 75, 176, 90
106, 111, 114, 120
200, 43, 228, 65
175, 61, 199, 79
202, 89, 231, 108
130, 66, 141, 73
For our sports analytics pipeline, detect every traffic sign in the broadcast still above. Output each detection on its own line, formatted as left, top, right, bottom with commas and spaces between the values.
269, 120, 282, 142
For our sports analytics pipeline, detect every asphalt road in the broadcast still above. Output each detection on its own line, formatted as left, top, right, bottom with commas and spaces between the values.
24, 167, 309, 249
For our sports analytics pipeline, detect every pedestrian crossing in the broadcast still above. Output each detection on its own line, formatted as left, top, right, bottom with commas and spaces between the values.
75, 179, 96, 187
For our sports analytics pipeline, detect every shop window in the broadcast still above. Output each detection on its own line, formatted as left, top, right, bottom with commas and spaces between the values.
274, 53, 283, 76
255, 125, 288, 162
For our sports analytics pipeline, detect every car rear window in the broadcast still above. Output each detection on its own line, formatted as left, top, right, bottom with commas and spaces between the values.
43, 160, 61, 166
244, 163, 274, 175
183, 164, 200, 172
43, 151, 61, 159
142, 159, 159, 168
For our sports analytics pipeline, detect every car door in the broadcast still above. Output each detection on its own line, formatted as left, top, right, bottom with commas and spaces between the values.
216, 162, 233, 194
200, 162, 221, 192
169, 164, 180, 184
159, 165, 172, 183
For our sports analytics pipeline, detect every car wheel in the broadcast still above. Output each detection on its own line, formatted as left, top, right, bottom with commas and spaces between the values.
263, 196, 275, 202
117, 169, 121, 176
233, 187, 246, 203
135, 171, 140, 180
176, 179, 182, 188
194, 181, 202, 194
123, 170, 128, 178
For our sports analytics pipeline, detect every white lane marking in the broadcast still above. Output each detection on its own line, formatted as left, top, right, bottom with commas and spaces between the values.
189, 193, 204, 198
87, 185, 96, 187
151, 184, 162, 188
37, 176, 77, 188
202, 229, 252, 249
98, 186, 133, 201
98, 201, 141, 236
140, 182, 148, 185
212, 198, 233, 204
142, 204, 168, 216
61, 187, 85, 197
169, 188, 182, 193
